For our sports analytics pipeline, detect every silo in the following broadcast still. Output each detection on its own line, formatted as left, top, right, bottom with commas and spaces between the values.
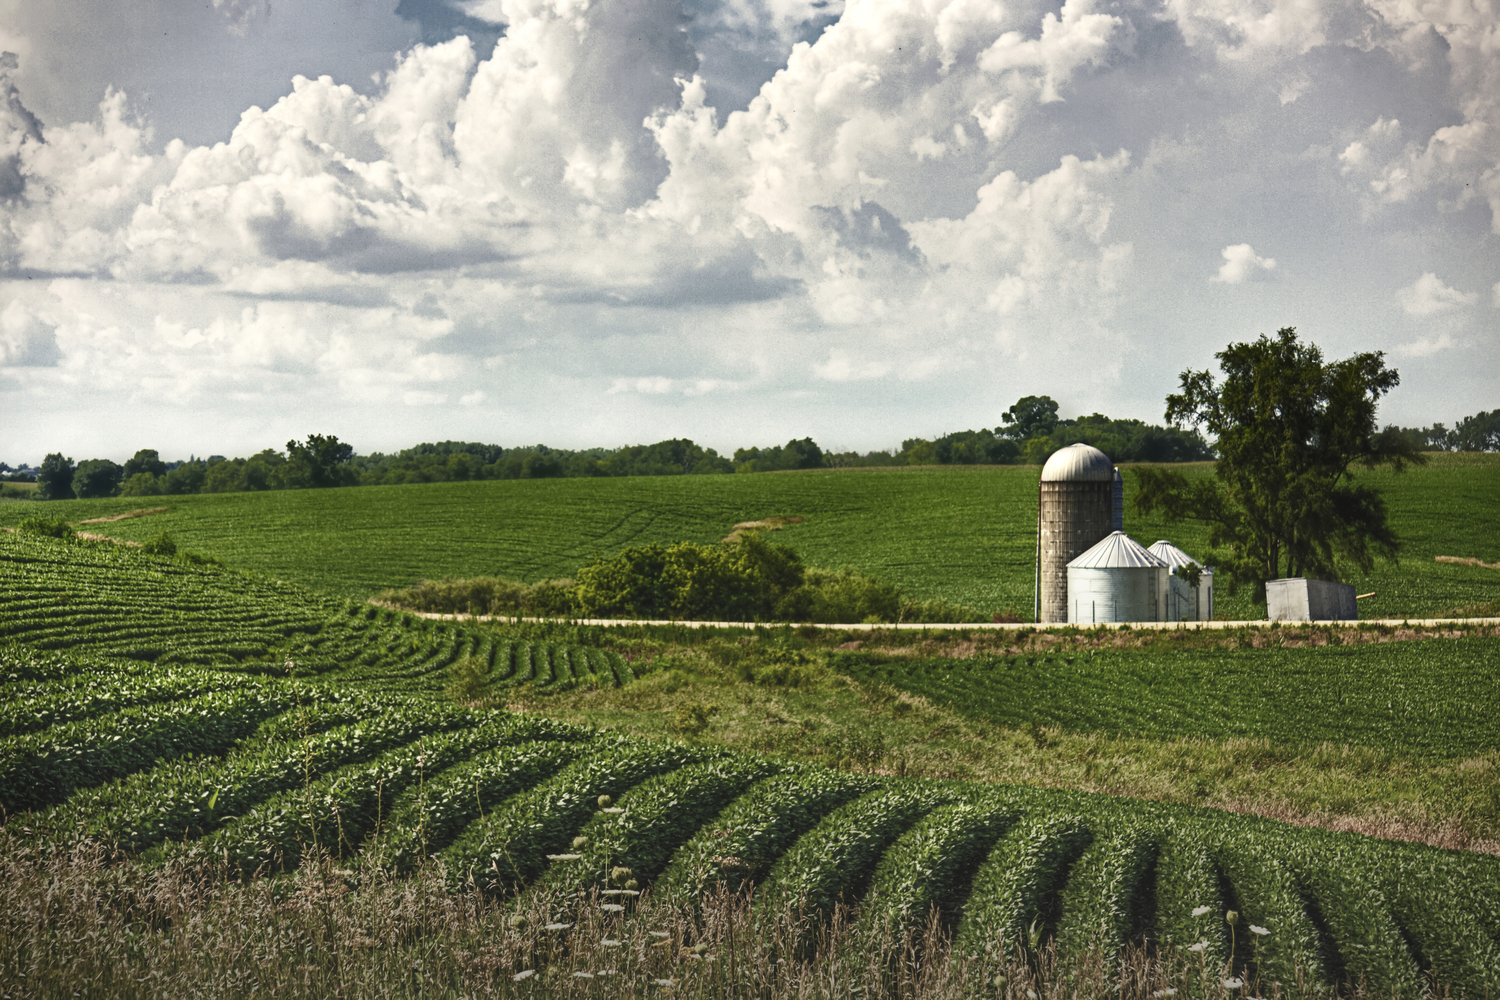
1066, 532, 1169, 624
1035, 443, 1115, 623
1112, 467, 1124, 532
1147, 540, 1215, 622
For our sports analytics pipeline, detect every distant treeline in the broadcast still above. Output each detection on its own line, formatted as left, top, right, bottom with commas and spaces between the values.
10, 400, 1494, 501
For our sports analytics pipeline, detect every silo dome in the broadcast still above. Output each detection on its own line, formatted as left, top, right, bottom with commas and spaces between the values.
1040, 443, 1115, 482
1035, 443, 1115, 623
1147, 540, 1215, 622
1065, 531, 1169, 623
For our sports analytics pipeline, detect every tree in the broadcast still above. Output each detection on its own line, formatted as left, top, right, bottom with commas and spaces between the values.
119, 472, 163, 497
72, 459, 123, 499
285, 434, 357, 488
1001, 395, 1060, 441
123, 449, 167, 479
36, 453, 76, 500
1135, 327, 1421, 603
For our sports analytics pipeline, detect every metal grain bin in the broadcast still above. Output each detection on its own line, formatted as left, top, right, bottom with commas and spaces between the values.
1147, 540, 1214, 622
1066, 531, 1169, 624
1036, 444, 1116, 623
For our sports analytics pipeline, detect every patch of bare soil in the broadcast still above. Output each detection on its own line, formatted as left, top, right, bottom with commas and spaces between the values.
1436, 554, 1500, 570
75, 532, 141, 547
722, 515, 807, 542
79, 507, 168, 524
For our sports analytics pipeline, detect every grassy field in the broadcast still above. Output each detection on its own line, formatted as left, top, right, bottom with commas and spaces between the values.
4, 539, 1500, 995
3, 453, 1497, 621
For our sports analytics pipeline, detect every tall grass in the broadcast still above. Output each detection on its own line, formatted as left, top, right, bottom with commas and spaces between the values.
0, 828, 1427, 999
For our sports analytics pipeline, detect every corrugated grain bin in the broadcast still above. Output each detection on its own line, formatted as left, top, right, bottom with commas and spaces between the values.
1066, 531, 1169, 624
1266, 578, 1358, 622
1147, 540, 1214, 622
1036, 444, 1115, 623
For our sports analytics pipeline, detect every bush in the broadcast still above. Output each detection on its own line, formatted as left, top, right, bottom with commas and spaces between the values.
141, 532, 178, 557
16, 515, 75, 539
376, 576, 577, 617
574, 532, 804, 621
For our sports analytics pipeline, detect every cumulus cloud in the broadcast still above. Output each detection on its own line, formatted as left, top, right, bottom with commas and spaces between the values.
1397, 272, 1476, 317
0, 299, 61, 366
1212, 243, 1275, 284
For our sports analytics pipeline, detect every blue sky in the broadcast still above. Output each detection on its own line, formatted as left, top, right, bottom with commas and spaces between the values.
1, 0, 1496, 461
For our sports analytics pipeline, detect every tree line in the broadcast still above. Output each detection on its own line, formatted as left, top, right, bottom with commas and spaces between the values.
5, 394, 1493, 502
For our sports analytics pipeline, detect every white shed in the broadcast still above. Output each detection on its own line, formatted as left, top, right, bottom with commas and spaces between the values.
1066, 531, 1169, 624
1147, 540, 1215, 622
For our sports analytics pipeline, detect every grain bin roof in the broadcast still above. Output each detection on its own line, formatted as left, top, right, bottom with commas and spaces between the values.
1067, 531, 1167, 569
1040, 443, 1115, 482
1147, 540, 1203, 569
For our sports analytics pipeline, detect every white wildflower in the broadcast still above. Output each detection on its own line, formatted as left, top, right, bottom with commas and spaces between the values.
649, 931, 669, 938
1223, 977, 1244, 989
1250, 924, 1270, 936
1153, 990, 1178, 998
543, 922, 572, 931
512, 969, 535, 981
600, 939, 622, 947
545, 853, 582, 861
573, 971, 594, 978
1191, 905, 1211, 918
601, 904, 625, 912
1187, 941, 1209, 952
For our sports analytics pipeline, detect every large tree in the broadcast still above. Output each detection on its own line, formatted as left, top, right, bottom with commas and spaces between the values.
1135, 327, 1421, 602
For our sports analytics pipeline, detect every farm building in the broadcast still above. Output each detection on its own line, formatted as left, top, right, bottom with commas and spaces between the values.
1035, 443, 1115, 622
1147, 539, 1215, 622
1065, 531, 1169, 624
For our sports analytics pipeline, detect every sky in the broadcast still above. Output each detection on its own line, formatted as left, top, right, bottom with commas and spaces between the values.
0, 0, 1496, 463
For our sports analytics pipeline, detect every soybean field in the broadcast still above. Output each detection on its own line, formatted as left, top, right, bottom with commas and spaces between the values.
4, 452, 1497, 621
3, 532, 1500, 995
836, 637, 1500, 758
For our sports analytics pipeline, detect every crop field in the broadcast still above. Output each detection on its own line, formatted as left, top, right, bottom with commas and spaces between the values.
4, 452, 1497, 620
0, 533, 631, 694
837, 637, 1500, 758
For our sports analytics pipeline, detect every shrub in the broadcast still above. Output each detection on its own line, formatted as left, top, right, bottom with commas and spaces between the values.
16, 515, 75, 539
141, 532, 178, 557
376, 576, 576, 617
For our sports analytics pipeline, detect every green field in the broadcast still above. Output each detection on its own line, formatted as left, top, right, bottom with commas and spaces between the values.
836, 638, 1500, 758
4, 453, 1497, 621
3, 534, 1499, 995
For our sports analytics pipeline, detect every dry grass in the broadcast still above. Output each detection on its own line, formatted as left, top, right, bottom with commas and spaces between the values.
723, 516, 807, 542
0, 827, 1403, 1000
77, 507, 170, 525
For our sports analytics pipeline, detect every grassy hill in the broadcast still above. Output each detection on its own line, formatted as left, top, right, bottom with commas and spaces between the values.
3, 453, 1497, 621
3, 531, 1499, 995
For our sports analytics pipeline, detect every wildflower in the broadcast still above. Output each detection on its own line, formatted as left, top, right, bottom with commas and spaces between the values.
1225, 910, 1239, 927
1153, 990, 1178, 997
653, 978, 676, 987
1191, 905, 1211, 918
1223, 977, 1244, 989
513, 970, 535, 981
649, 931, 669, 938
1249, 924, 1270, 936
573, 972, 595, 978
572, 835, 588, 849
601, 904, 625, 912
1187, 941, 1209, 952
544, 922, 572, 931
546, 854, 582, 861
603, 807, 624, 814
600, 939, 622, 947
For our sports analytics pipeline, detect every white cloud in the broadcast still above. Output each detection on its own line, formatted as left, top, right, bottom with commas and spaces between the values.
1212, 243, 1276, 283
1397, 272, 1477, 317
459, 390, 486, 406
609, 376, 675, 394
0, 298, 60, 366
1391, 332, 1455, 358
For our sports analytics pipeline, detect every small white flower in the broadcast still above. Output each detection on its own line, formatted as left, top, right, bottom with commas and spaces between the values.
1223, 977, 1244, 989
600, 939, 622, 947
573, 971, 594, 978
686, 953, 703, 961
512, 969, 535, 981
1153, 990, 1178, 998
603, 807, 624, 813
543, 922, 572, 931
1191, 905, 1212, 918
600, 904, 625, 912
1249, 924, 1270, 936
545, 853, 582, 861
653, 978, 676, 987
649, 930, 669, 938
1187, 941, 1209, 952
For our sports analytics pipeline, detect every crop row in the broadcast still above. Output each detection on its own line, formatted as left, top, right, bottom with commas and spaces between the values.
6, 705, 1498, 992
0, 534, 631, 696
835, 637, 1500, 758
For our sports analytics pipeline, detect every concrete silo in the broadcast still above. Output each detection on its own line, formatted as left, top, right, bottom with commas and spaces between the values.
1147, 540, 1214, 622
1035, 443, 1116, 623
1112, 467, 1124, 532
1066, 532, 1169, 624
